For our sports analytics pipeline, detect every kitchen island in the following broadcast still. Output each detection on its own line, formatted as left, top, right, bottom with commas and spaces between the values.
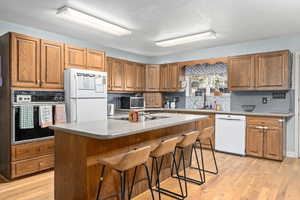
51, 113, 208, 200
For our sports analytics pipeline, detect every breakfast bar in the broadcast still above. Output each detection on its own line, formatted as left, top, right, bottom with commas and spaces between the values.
52, 113, 208, 200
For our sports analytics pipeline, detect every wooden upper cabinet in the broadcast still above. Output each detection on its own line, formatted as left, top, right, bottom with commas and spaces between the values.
87, 49, 106, 72
124, 61, 136, 91
136, 64, 145, 91
160, 64, 169, 91
169, 63, 179, 91
11, 33, 41, 88
144, 92, 163, 108
255, 51, 290, 90
106, 57, 112, 91
41, 40, 64, 89
64, 44, 87, 69
111, 58, 124, 90
145, 65, 160, 91
228, 55, 255, 91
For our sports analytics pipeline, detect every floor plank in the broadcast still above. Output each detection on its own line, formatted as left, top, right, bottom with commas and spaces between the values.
0, 151, 299, 200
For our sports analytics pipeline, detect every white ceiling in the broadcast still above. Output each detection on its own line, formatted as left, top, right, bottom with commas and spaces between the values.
0, 0, 300, 56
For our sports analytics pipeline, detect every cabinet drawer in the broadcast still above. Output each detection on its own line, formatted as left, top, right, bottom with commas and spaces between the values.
247, 117, 283, 128
12, 139, 54, 161
11, 155, 54, 178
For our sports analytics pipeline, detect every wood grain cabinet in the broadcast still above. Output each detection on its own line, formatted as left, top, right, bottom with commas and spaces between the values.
160, 63, 181, 92
111, 58, 124, 91
41, 40, 64, 89
11, 33, 41, 88
136, 63, 145, 91
228, 50, 291, 91
160, 64, 170, 91
144, 93, 163, 108
87, 49, 106, 72
124, 61, 136, 91
145, 65, 160, 91
64, 44, 87, 69
246, 116, 285, 161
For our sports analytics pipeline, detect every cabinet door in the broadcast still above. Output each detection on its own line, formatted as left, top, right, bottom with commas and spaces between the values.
64, 44, 87, 69
255, 51, 289, 90
11, 33, 41, 88
106, 57, 112, 91
41, 40, 64, 89
145, 65, 160, 91
124, 61, 136, 91
153, 93, 163, 108
169, 63, 179, 91
228, 55, 255, 91
136, 64, 145, 91
111, 59, 124, 91
87, 49, 106, 72
144, 93, 154, 108
246, 126, 264, 157
264, 127, 283, 160
160, 64, 169, 91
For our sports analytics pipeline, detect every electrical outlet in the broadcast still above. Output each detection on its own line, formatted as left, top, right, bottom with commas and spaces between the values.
262, 97, 268, 104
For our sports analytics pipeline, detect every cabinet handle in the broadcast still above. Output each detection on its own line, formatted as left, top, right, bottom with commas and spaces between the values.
278, 119, 284, 122
263, 126, 269, 130
255, 126, 264, 129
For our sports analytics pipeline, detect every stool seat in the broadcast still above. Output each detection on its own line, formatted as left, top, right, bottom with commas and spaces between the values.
176, 131, 200, 148
98, 145, 151, 172
197, 127, 214, 141
150, 137, 179, 158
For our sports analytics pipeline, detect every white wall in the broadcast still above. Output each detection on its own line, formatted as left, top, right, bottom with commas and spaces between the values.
150, 34, 300, 64
0, 20, 151, 64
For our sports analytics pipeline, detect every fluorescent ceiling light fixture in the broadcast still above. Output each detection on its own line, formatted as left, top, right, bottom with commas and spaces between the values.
155, 31, 217, 47
56, 6, 131, 36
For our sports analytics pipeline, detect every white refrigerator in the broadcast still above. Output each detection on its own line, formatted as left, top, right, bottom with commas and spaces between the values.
64, 69, 107, 123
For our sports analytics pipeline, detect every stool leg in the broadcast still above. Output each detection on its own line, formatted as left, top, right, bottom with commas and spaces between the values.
142, 163, 155, 200
172, 151, 186, 198
128, 166, 138, 200
96, 165, 106, 200
154, 157, 162, 200
198, 141, 206, 183
209, 138, 219, 175
119, 171, 126, 200
193, 143, 204, 183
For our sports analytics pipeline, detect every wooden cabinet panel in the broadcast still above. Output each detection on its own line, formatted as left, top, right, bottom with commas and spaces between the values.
264, 128, 283, 160
145, 65, 160, 91
246, 126, 264, 157
11, 33, 41, 88
228, 55, 255, 91
41, 40, 64, 89
11, 139, 54, 162
160, 64, 169, 91
169, 63, 179, 91
144, 93, 163, 108
106, 57, 112, 90
111, 58, 124, 90
87, 49, 105, 71
136, 64, 145, 91
124, 61, 136, 91
11, 155, 54, 178
255, 51, 289, 90
64, 45, 87, 69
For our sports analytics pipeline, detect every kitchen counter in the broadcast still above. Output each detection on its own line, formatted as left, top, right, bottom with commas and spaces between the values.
53, 113, 207, 200
51, 113, 207, 140
116, 108, 294, 118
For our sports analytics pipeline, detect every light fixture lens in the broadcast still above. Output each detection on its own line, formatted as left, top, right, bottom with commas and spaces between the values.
155, 31, 216, 47
57, 6, 131, 36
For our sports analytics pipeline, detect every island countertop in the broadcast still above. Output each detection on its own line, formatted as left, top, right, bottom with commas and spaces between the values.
51, 113, 208, 140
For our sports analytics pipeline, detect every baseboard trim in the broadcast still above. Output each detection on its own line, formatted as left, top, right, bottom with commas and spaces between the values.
286, 151, 298, 158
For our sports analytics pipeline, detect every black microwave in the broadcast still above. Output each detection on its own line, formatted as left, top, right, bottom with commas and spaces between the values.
120, 97, 145, 109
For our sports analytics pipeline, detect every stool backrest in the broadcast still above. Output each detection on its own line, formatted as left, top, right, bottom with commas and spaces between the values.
151, 137, 179, 158
177, 131, 200, 147
198, 126, 214, 141
118, 145, 151, 170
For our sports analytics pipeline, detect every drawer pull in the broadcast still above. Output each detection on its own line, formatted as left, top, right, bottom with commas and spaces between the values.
255, 126, 264, 129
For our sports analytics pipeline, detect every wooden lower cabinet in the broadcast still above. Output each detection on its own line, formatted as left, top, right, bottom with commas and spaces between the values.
246, 116, 285, 161
11, 139, 54, 178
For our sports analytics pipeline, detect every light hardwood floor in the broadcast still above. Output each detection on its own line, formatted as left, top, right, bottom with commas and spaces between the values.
1, 151, 299, 200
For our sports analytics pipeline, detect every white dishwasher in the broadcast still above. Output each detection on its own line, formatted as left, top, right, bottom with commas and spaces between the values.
215, 114, 246, 156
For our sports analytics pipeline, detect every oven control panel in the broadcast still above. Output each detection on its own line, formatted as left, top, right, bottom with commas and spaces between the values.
16, 95, 32, 103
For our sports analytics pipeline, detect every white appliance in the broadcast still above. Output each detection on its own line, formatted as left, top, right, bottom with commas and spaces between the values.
64, 69, 107, 122
215, 114, 246, 156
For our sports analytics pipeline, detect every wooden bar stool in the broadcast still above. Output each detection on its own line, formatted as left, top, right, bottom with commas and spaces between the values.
150, 137, 186, 200
190, 127, 219, 183
96, 145, 155, 200
171, 131, 205, 187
